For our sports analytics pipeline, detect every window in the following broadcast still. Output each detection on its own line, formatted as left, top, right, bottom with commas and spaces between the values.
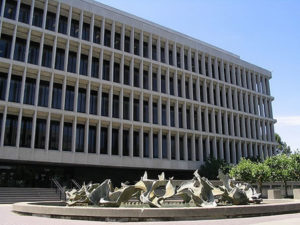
152, 44, 157, 60
111, 128, 119, 155
193, 83, 197, 101
153, 102, 158, 124
170, 106, 175, 127
32, 8, 43, 28
123, 96, 129, 120
28, 41, 40, 65
77, 88, 86, 113
8, 75, 21, 103
0, 73, 7, 100
100, 127, 108, 154
35, 119, 46, 149
113, 62, 120, 83
123, 130, 129, 156
14, 38, 26, 62
55, 48, 65, 70
18, 3, 30, 24
194, 110, 198, 130
42, 45, 52, 68
162, 104, 167, 126
143, 70, 148, 89
63, 122, 72, 151
80, 54, 88, 75
20, 117, 32, 148
23, 77, 36, 105
67, 51, 77, 73
143, 132, 149, 158
0, 34, 12, 58
101, 92, 109, 116
134, 99, 139, 121
133, 131, 139, 157
152, 72, 157, 91
169, 77, 174, 95
70, 19, 79, 38
134, 68, 139, 87
82, 23, 90, 41
177, 79, 182, 97
46, 11, 56, 31
4, 114, 18, 146
38, 80, 49, 107
102, 60, 110, 80
184, 55, 188, 70
162, 135, 167, 159
169, 50, 173, 65
171, 136, 176, 160
52, 83, 62, 109
143, 100, 149, 123
93, 26, 101, 44
76, 124, 85, 152
124, 65, 130, 85
134, 38, 139, 55
124, 36, 130, 53
161, 74, 166, 93
90, 90, 98, 115
179, 137, 184, 160
160, 47, 165, 63
114, 32, 121, 50
188, 138, 192, 160
65, 85, 74, 111
91, 57, 99, 78
88, 125, 96, 153
143, 42, 148, 58
186, 109, 191, 129
153, 134, 158, 158
104, 29, 111, 47
112, 95, 119, 118
179, 107, 183, 128
58, 15, 68, 34
49, 121, 60, 150
4, 0, 16, 20
185, 81, 189, 99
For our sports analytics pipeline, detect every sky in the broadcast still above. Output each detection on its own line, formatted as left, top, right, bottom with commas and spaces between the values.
96, 0, 300, 151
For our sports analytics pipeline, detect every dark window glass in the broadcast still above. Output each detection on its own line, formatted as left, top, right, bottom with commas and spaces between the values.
4, 114, 18, 146
38, 80, 49, 107
143, 100, 148, 123
205, 60, 209, 76
4, 0, 16, 19
179, 137, 184, 160
42, 45, 52, 68
8, 75, 21, 103
28, 41, 39, 65
52, 83, 62, 109
124, 65, 130, 85
91, 57, 99, 78
152, 45, 157, 60
143, 42, 148, 58
193, 83, 197, 101
160, 47, 165, 63
169, 77, 174, 95
0, 73, 7, 100
100, 127, 107, 154
89, 90, 98, 115
192, 57, 195, 72
70, 19, 79, 38
102, 60, 110, 80
184, 55, 188, 70
63, 122, 72, 151
58, 15, 68, 34
196, 139, 200, 161
179, 107, 183, 128
80, 54, 88, 75
198, 59, 202, 74
23, 77, 35, 105
0, 114, 2, 143
171, 136, 176, 160
161, 74, 166, 93
113, 62, 120, 83
88, 125, 96, 153
162, 135, 167, 159
20, 117, 32, 148
187, 109, 191, 129
77, 88, 86, 113
194, 111, 198, 130
112, 95, 119, 118
111, 128, 118, 155
114, 32, 120, 50
67, 51, 77, 73
153, 102, 158, 124
46, 11, 56, 31
55, 48, 65, 70
133, 131, 139, 157
76, 124, 84, 152
143, 70, 148, 89
162, 105, 167, 126
185, 81, 189, 99
32, 8, 43, 27
104, 29, 111, 47
93, 26, 101, 44
153, 134, 158, 158
124, 36, 130, 53
0, 34, 12, 58
65, 85, 74, 111
202, 111, 206, 132
101, 92, 108, 116
82, 23, 90, 41
170, 106, 175, 127
200, 83, 204, 102
188, 138, 192, 160
143, 133, 149, 157
152, 72, 157, 91
169, 50, 173, 65
123, 96, 129, 120
49, 121, 60, 150
176, 53, 181, 68
35, 118, 46, 149
134, 68, 139, 87
177, 79, 182, 97
14, 38, 26, 62
18, 3, 30, 24
134, 38, 139, 55
134, 99, 139, 121
123, 130, 129, 156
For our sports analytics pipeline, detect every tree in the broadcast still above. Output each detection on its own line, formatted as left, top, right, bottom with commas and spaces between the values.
275, 133, 291, 155
199, 156, 231, 180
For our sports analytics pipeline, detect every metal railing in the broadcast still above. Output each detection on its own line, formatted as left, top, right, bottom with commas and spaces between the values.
50, 178, 66, 201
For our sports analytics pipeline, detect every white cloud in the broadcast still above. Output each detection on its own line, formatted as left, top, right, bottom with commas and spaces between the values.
276, 116, 300, 126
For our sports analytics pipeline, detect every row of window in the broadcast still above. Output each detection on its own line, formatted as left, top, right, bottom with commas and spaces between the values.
0, 0, 270, 95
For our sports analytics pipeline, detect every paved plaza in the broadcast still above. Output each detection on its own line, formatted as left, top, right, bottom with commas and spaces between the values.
1, 204, 300, 225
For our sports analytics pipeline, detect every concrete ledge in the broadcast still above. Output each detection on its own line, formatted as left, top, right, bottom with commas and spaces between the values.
268, 189, 282, 199
12, 200, 300, 222
294, 189, 300, 199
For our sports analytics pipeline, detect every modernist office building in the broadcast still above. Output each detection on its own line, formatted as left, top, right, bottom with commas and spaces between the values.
0, 0, 276, 182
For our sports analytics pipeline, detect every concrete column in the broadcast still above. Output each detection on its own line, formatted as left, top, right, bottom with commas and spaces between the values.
101, 18, 106, 46
42, 0, 48, 30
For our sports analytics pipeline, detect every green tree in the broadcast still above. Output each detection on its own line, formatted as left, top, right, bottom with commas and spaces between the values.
199, 156, 231, 180
275, 133, 291, 155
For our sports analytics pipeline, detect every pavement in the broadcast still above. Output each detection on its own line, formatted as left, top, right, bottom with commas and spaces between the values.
1, 204, 300, 225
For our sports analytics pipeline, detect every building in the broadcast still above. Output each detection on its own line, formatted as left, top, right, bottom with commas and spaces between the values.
0, 0, 276, 185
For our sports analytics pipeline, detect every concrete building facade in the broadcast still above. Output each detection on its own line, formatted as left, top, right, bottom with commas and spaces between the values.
0, 0, 276, 174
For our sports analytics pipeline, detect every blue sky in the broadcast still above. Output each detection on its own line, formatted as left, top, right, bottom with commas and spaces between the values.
96, 0, 300, 150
